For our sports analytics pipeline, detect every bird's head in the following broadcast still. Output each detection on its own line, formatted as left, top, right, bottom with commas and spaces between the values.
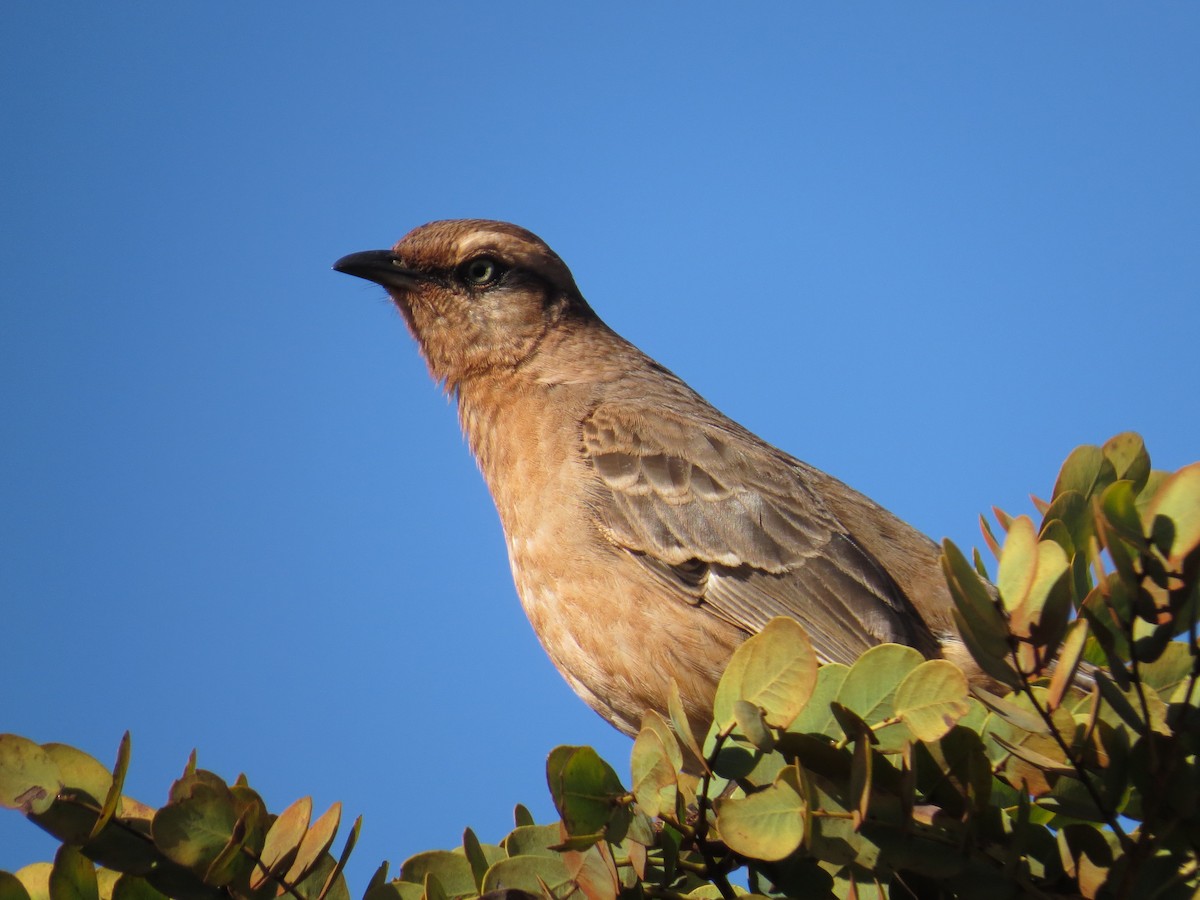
334, 219, 595, 390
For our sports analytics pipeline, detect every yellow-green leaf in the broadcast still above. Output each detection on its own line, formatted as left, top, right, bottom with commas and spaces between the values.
712, 617, 818, 731
0, 735, 62, 816
1144, 462, 1200, 567
895, 660, 971, 742
714, 776, 805, 861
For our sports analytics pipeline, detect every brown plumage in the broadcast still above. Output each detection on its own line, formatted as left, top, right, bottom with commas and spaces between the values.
334, 220, 979, 737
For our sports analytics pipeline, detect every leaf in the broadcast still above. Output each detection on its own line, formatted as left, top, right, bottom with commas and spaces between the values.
712, 617, 818, 731
714, 773, 806, 861
1102, 432, 1151, 490
252, 796, 311, 889
398, 852, 474, 898
1144, 461, 1200, 567
14, 866, 51, 900
732, 700, 775, 751
666, 680, 707, 774
560, 840, 618, 900
997, 517, 1070, 639
786, 663, 849, 739
49, 847, 97, 900
283, 802, 341, 885
0, 735, 63, 815
0, 872, 32, 900
546, 746, 629, 842
894, 660, 971, 742
317, 814, 360, 900
941, 541, 1020, 687
849, 736, 872, 831
513, 804, 535, 828
109, 875, 166, 900
480, 856, 578, 900
461, 828, 490, 892
630, 727, 676, 819
502, 823, 563, 858
835, 644, 922, 725
972, 687, 1049, 734
88, 732, 131, 842
1053, 444, 1116, 502
150, 779, 238, 874
1046, 618, 1089, 711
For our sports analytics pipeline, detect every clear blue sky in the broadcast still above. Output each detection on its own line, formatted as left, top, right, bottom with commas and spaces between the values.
2, 2, 1197, 889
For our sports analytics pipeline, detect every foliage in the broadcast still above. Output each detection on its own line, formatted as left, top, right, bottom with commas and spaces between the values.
3, 433, 1198, 899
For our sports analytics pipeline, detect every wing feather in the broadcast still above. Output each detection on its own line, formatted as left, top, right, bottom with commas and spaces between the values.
582, 401, 938, 665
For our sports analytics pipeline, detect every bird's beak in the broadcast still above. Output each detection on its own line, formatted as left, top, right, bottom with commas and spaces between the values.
332, 250, 423, 290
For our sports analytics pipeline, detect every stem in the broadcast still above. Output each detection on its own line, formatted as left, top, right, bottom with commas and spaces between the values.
1014, 656, 1131, 851
692, 730, 738, 900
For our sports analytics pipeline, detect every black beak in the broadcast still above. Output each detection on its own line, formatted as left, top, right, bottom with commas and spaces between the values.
332, 250, 423, 289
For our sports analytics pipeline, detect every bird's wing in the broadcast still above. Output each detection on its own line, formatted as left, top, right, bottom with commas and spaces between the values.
582, 401, 934, 666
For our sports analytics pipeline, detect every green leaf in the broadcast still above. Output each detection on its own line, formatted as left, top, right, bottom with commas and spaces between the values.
712, 617, 818, 732
1053, 444, 1116, 502
512, 804, 535, 828
88, 732, 131, 843
108, 876, 166, 900
461, 828, 496, 892
666, 679, 707, 774
0, 872, 33, 900
481, 856, 578, 899
732, 700, 776, 751
835, 644, 922, 725
49, 848, 97, 900
1102, 432, 1151, 490
894, 660, 971, 742
397, 852, 474, 898
363, 880, 422, 900
502, 823, 562, 858
630, 726, 677, 819
714, 774, 806, 861
1144, 461, 1200, 567
13, 865, 51, 900
941, 541, 1020, 687
786, 663, 849, 738
151, 780, 238, 875
546, 746, 629, 841
0, 735, 63, 815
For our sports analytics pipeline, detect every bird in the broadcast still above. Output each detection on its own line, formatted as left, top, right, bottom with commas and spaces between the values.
333, 219, 977, 738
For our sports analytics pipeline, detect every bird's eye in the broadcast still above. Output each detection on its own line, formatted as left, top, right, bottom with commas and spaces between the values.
461, 257, 502, 286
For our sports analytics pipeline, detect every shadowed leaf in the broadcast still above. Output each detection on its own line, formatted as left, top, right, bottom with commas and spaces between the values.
546, 746, 629, 842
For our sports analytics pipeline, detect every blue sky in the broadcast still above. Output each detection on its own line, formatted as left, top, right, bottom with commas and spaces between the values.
2, 2, 1197, 889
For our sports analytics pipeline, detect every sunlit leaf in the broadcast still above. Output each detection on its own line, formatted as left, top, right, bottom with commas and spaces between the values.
252, 796, 311, 889
283, 802, 341, 886
712, 617, 818, 732
398, 852, 474, 897
714, 775, 805, 861
835, 644, 922, 725
894, 660, 971, 742
1144, 462, 1200, 567
0, 735, 63, 815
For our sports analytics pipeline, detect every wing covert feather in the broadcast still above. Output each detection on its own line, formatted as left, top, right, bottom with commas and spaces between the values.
582, 402, 937, 665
